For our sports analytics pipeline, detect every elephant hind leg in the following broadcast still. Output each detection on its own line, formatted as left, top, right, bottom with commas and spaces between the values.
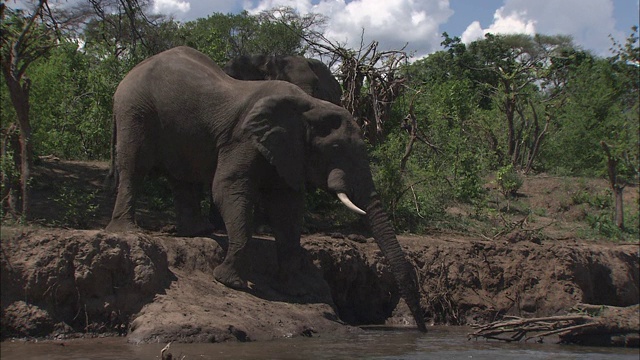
106, 115, 155, 233
106, 171, 142, 233
171, 180, 214, 237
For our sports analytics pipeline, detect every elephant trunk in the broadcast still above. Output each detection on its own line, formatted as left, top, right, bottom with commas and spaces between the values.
366, 196, 427, 332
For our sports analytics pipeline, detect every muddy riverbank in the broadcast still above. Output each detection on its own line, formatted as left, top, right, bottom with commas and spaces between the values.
1, 226, 637, 343
1, 159, 638, 343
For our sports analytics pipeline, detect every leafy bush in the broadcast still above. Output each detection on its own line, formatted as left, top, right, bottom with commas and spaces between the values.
52, 187, 100, 229
29, 41, 115, 160
496, 164, 523, 198
453, 153, 485, 203
370, 133, 450, 232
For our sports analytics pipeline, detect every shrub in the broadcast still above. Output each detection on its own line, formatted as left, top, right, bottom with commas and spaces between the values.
52, 187, 99, 229
496, 164, 523, 198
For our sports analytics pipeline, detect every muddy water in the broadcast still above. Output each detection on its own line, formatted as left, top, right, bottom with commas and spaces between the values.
1, 327, 637, 360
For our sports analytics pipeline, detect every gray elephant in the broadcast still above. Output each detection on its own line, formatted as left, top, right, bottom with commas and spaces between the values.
105, 46, 426, 331
205, 55, 343, 230
223, 54, 342, 105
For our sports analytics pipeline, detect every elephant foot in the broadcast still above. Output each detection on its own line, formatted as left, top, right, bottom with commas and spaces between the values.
213, 264, 247, 290
106, 218, 140, 233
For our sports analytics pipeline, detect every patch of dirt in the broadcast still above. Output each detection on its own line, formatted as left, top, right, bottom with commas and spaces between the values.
1, 160, 638, 343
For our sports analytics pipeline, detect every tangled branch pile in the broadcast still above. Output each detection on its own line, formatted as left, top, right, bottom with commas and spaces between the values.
469, 304, 639, 347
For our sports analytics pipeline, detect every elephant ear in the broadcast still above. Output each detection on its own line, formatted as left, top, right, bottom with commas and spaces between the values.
242, 95, 312, 191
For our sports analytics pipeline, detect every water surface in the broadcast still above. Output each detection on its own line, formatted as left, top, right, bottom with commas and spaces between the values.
2, 327, 637, 359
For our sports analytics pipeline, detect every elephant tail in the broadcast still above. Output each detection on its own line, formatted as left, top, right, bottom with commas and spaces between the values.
104, 114, 118, 192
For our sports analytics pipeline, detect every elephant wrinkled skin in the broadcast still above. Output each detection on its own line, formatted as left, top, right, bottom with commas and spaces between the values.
224, 54, 342, 105
105, 46, 426, 331
204, 54, 343, 230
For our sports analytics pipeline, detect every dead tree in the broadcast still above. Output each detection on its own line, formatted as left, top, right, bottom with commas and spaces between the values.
261, 9, 409, 143
1, 1, 59, 218
1, 1, 139, 219
314, 36, 408, 143
600, 141, 627, 229
399, 90, 439, 172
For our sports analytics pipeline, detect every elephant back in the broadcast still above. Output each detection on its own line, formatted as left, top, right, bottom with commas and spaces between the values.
224, 55, 342, 106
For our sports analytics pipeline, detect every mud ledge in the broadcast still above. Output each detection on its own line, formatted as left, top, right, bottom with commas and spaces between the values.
1, 227, 638, 343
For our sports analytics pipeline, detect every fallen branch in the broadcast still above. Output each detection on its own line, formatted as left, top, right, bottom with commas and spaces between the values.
469, 304, 639, 347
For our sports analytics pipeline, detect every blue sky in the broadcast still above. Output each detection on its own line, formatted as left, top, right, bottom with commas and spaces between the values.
149, 0, 638, 58
11, 0, 638, 57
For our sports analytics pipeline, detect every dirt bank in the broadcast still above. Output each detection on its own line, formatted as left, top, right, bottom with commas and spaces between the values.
1, 159, 638, 342
1, 227, 637, 342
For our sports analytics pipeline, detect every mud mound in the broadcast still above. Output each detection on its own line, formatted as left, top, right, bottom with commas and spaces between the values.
2, 228, 637, 342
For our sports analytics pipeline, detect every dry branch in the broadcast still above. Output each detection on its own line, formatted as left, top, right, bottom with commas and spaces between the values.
469, 304, 639, 347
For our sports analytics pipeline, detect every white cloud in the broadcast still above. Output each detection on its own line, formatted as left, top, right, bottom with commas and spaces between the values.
462, 8, 536, 44
153, 0, 191, 15
245, 0, 454, 58
461, 0, 621, 55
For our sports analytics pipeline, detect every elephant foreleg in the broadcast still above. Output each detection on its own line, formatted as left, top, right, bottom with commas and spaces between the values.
211, 172, 255, 289
263, 188, 305, 286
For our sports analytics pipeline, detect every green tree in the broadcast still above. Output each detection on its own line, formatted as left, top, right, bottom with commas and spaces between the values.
178, 11, 307, 65
28, 41, 112, 159
467, 33, 575, 171
1, 1, 85, 218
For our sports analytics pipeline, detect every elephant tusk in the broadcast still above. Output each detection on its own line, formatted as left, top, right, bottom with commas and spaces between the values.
337, 192, 366, 215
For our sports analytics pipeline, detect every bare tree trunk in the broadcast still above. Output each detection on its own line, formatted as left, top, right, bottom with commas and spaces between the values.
504, 88, 517, 167
523, 101, 550, 174
1, 124, 21, 217
600, 141, 625, 229
3, 74, 33, 217
613, 187, 624, 229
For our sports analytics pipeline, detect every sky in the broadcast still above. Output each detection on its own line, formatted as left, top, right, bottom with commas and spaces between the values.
149, 0, 639, 58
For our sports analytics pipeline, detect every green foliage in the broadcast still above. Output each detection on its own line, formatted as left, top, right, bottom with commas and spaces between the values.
52, 186, 100, 229
543, 28, 638, 179
585, 212, 630, 240
140, 177, 174, 212
454, 153, 485, 203
28, 41, 112, 159
178, 11, 305, 64
496, 164, 523, 198
2, 5, 636, 240
370, 133, 449, 232
571, 189, 612, 209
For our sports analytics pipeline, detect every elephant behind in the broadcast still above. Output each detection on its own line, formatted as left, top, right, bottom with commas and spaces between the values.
105, 46, 426, 332
223, 55, 342, 105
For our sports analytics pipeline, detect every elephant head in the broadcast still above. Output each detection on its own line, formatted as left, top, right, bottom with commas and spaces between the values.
224, 55, 342, 105
241, 94, 427, 331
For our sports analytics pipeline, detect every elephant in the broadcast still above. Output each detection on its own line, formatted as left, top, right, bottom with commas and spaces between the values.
105, 46, 426, 331
223, 54, 342, 105
204, 55, 343, 230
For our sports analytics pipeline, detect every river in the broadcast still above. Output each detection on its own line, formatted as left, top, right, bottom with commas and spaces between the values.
1, 327, 637, 359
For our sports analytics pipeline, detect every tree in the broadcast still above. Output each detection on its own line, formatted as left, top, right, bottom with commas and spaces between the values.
259, 7, 408, 143
602, 26, 639, 229
306, 35, 408, 143
28, 41, 112, 160
466, 33, 575, 171
0, 1, 84, 218
179, 10, 310, 65
82, 0, 179, 67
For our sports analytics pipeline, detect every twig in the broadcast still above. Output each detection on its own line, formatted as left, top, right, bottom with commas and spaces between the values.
526, 322, 598, 341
